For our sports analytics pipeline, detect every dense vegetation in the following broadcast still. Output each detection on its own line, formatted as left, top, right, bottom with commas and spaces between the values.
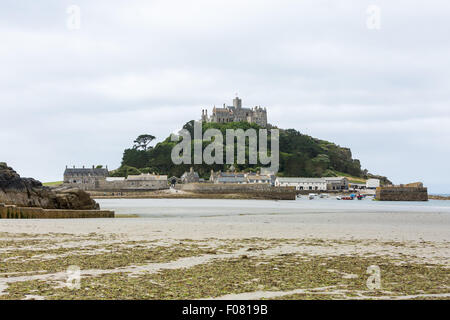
113, 120, 387, 182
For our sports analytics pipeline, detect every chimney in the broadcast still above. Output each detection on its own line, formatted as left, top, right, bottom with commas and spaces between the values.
82, 165, 85, 169
92, 165, 95, 169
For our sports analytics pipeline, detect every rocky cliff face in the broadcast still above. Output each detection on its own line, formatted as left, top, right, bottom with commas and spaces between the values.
0, 162, 99, 210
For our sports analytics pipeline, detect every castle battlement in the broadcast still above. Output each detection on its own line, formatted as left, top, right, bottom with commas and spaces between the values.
201, 97, 268, 127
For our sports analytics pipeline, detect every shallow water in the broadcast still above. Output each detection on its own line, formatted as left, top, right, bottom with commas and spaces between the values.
96, 198, 450, 219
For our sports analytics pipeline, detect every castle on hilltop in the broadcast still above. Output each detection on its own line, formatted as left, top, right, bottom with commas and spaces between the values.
201, 97, 267, 127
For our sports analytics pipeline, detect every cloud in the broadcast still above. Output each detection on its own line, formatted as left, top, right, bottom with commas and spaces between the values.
0, 0, 449, 192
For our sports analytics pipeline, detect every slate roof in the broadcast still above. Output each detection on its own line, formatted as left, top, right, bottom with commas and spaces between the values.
217, 176, 246, 183
218, 172, 245, 178
324, 177, 348, 182
64, 168, 109, 177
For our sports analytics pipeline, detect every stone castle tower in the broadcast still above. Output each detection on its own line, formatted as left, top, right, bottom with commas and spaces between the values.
201, 97, 267, 127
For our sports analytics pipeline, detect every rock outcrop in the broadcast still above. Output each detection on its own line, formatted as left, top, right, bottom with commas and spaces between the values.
0, 162, 99, 209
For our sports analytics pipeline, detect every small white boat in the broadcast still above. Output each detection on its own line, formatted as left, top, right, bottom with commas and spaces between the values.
336, 195, 342, 200
320, 193, 329, 198
309, 193, 317, 200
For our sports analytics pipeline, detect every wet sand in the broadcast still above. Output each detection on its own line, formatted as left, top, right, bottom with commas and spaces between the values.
0, 199, 448, 300
1, 198, 449, 242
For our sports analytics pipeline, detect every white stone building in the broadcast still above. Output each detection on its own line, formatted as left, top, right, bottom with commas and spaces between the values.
274, 177, 327, 191
366, 178, 380, 189
246, 173, 272, 184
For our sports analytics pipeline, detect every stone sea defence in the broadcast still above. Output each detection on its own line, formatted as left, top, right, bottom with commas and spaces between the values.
376, 183, 428, 201
177, 183, 297, 200
428, 195, 450, 200
89, 183, 297, 200
0, 203, 114, 219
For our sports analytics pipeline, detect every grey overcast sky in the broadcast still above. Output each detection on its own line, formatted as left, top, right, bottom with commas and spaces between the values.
1, 0, 449, 193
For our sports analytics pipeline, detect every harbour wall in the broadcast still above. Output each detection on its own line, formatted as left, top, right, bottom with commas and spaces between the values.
63, 179, 168, 191
0, 203, 114, 219
376, 187, 428, 201
176, 183, 297, 200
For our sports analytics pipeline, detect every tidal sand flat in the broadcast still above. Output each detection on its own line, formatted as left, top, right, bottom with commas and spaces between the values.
0, 199, 449, 300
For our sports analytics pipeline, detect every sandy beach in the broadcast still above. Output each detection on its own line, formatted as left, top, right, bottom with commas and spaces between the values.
0, 198, 449, 300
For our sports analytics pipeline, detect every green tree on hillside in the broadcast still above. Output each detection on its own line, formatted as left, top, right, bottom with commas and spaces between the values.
133, 134, 156, 151
115, 121, 371, 180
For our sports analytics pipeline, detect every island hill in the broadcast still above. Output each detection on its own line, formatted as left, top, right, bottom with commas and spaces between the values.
94, 97, 382, 184
112, 120, 390, 187
64, 97, 389, 188
61, 121, 391, 200
60, 97, 427, 201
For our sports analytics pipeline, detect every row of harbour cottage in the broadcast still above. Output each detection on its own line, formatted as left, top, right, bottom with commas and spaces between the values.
210, 171, 274, 184
274, 177, 349, 191
209, 170, 349, 191
64, 166, 367, 192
